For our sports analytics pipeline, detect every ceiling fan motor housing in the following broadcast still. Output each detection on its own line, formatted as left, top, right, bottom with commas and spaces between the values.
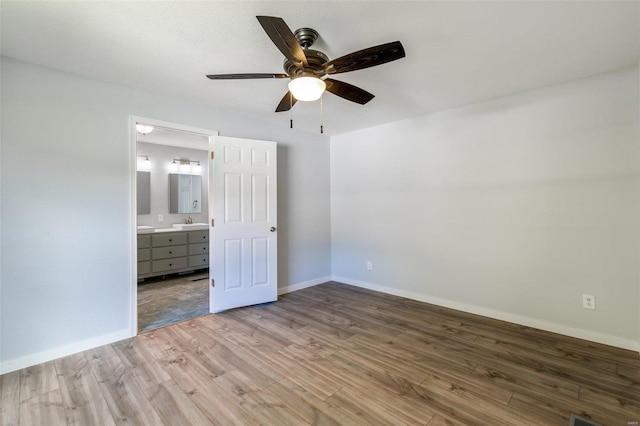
284, 48, 328, 77
283, 28, 328, 77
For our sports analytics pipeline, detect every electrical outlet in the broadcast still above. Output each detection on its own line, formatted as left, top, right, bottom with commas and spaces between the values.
366, 261, 373, 271
582, 294, 595, 310
158, 214, 164, 222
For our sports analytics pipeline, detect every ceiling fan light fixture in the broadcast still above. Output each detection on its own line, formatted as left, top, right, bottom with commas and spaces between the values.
288, 76, 326, 102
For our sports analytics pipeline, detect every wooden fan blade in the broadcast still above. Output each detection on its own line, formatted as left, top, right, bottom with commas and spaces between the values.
256, 16, 307, 67
323, 41, 405, 75
275, 91, 297, 112
324, 78, 374, 105
206, 73, 289, 79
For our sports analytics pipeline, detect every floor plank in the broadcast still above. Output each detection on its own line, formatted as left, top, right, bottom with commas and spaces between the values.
214, 370, 310, 425
158, 351, 259, 425
264, 378, 349, 425
87, 348, 164, 424
54, 353, 115, 426
110, 337, 171, 391
142, 379, 214, 425
18, 361, 59, 403
19, 389, 66, 426
0, 371, 21, 426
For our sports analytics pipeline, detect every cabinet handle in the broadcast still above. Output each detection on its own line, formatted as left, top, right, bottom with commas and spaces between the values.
203, 247, 206, 251
169, 251, 172, 254
169, 239, 172, 242
169, 263, 172, 266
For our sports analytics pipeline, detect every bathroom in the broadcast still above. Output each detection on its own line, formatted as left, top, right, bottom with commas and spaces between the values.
136, 124, 211, 332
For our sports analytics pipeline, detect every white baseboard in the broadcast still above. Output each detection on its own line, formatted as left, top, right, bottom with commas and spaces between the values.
279, 276, 331, 295
0, 328, 132, 375
333, 276, 640, 352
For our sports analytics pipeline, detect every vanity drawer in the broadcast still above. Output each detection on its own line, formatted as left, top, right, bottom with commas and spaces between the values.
189, 242, 209, 255
152, 257, 187, 273
138, 235, 151, 249
189, 231, 209, 243
189, 254, 209, 268
152, 233, 187, 247
138, 248, 151, 262
138, 261, 151, 275
152, 245, 187, 260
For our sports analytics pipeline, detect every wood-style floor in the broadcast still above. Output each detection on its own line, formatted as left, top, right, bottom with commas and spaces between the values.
2, 282, 638, 425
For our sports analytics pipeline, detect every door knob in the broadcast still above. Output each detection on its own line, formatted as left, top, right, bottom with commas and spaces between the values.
270, 227, 277, 232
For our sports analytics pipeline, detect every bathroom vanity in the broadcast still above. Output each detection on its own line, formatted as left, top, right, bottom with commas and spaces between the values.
137, 229, 209, 280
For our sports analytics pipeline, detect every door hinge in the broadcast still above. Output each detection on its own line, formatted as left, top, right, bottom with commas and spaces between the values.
211, 279, 215, 288
211, 219, 215, 227
210, 151, 215, 160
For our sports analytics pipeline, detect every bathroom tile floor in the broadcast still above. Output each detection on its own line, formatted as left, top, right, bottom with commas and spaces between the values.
137, 270, 209, 332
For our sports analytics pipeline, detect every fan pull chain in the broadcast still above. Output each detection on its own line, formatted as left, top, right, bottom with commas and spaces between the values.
290, 91, 293, 129
320, 94, 324, 134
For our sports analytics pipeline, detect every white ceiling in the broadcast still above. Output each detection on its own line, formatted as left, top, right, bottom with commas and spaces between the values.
2, 1, 638, 136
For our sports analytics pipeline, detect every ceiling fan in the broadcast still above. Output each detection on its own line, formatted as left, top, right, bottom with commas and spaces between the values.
206, 16, 406, 112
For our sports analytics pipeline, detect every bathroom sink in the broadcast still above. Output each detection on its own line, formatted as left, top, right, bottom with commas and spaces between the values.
172, 223, 209, 231
137, 225, 155, 234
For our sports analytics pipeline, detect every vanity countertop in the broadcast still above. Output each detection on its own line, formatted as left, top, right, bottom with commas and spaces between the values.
153, 227, 182, 233
137, 227, 180, 234
137, 225, 209, 235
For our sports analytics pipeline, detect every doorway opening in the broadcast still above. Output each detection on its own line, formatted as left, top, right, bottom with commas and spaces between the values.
132, 118, 215, 334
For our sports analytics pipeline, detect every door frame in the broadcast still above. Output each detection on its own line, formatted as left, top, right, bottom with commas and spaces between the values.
128, 115, 217, 337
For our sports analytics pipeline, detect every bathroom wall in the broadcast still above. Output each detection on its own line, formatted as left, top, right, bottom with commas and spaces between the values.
137, 142, 209, 228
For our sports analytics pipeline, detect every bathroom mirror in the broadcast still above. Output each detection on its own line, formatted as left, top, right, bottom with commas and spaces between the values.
137, 171, 151, 215
169, 174, 202, 214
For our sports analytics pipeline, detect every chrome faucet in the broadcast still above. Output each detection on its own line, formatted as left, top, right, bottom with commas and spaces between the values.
184, 216, 193, 224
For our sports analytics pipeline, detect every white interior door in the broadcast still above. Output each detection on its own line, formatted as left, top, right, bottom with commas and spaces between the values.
210, 136, 278, 313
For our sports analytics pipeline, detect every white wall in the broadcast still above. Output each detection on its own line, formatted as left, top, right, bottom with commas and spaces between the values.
331, 66, 639, 350
0, 57, 332, 372
137, 142, 209, 228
